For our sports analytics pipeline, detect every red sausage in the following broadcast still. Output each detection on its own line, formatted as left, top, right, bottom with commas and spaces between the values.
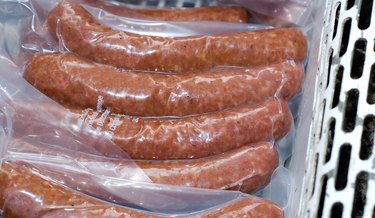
81, 0, 250, 22
6, 98, 290, 160
136, 142, 279, 193
12, 139, 278, 193
0, 162, 283, 218
72, 98, 291, 160
47, 2, 307, 73
24, 52, 303, 116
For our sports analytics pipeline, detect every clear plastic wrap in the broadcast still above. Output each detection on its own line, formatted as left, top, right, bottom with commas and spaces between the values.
225, 0, 312, 26
0, 0, 312, 216
0, 52, 288, 190
0, 57, 285, 217
0, 160, 284, 217
80, 0, 311, 26
25, 52, 304, 117
46, 1, 307, 73
80, 0, 251, 23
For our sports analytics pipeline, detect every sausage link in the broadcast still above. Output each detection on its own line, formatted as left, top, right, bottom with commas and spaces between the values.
6, 99, 290, 160
82, 0, 250, 22
72, 98, 291, 160
137, 142, 279, 193
0, 162, 283, 218
25, 52, 303, 116
201, 197, 283, 218
47, 2, 307, 73
12, 139, 278, 193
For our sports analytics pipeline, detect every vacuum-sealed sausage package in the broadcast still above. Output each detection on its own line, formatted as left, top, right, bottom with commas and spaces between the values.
0, 159, 284, 217
0, 0, 312, 217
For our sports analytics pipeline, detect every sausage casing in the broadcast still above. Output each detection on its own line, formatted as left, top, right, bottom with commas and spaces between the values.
137, 142, 279, 193
73, 98, 291, 160
47, 2, 307, 73
0, 162, 283, 218
25, 52, 303, 116
11, 139, 278, 193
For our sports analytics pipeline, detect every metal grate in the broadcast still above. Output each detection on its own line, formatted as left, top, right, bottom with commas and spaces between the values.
305, 0, 375, 217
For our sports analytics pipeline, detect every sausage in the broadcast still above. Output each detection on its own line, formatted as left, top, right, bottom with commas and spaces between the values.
0, 162, 283, 218
136, 142, 279, 193
47, 2, 307, 73
201, 197, 283, 218
72, 98, 291, 160
12, 139, 278, 193
8, 98, 291, 160
81, 0, 250, 22
24, 52, 303, 116
41, 197, 284, 218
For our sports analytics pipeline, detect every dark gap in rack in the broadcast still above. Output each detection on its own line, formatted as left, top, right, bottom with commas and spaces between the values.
325, 118, 336, 163
128, 0, 142, 4
147, 0, 159, 6
335, 144, 352, 190
367, 64, 375, 104
339, 19, 351, 57
310, 153, 319, 199
319, 99, 327, 139
182, 1, 195, 7
332, 3, 341, 40
360, 115, 375, 160
332, 66, 344, 108
358, 0, 373, 29
327, 48, 333, 88
346, 0, 355, 9
330, 202, 343, 218
342, 89, 359, 132
317, 175, 328, 218
351, 171, 369, 218
351, 39, 367, 79
165, 0, 177, 7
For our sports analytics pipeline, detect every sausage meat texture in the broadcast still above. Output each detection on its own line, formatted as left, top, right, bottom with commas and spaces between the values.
70, 98, 291, 160
0, 161, 284, 218
47, 1, 307, 72
25, 52, 303, 116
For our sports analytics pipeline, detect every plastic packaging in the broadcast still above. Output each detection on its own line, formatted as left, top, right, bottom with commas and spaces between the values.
83, 0, 311, 26
47, 1, 307, 73
221, 0, 312, 26
30, 0, 270, 38
0, 0, 312, 216
16, 138, 279, 193
1, 56, 287, 192
25, 52, 304, 117
0, 58, 284, 216
0, 160, 284, 217
81, 0, 251, 23
24, 53, 296, 161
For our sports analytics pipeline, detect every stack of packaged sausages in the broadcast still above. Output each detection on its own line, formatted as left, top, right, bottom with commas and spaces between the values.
0, 0, 308, 217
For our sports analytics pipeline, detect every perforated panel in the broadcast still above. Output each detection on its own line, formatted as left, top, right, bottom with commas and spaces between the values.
305, 0, 375, 217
